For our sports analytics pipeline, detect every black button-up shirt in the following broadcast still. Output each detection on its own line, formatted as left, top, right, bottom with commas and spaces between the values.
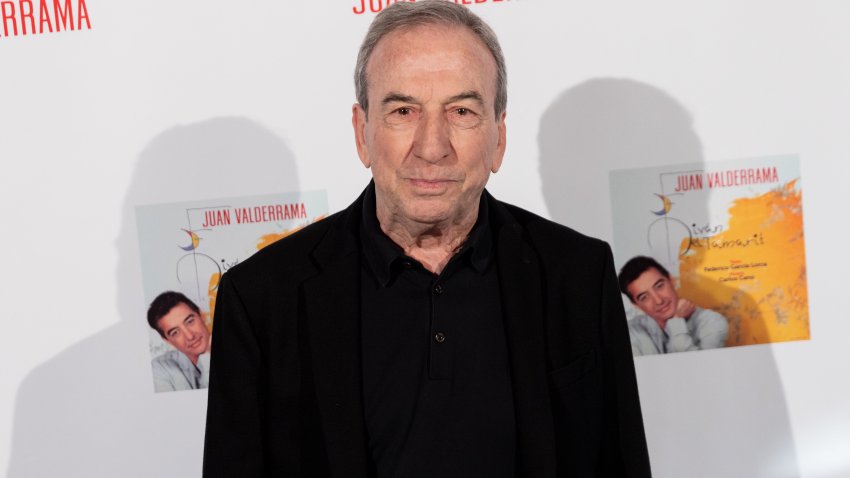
360, 185, 516, 478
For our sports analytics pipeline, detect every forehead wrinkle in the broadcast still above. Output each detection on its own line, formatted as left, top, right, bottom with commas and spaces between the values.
382, 92, 416, 105
445, 90, 484, 106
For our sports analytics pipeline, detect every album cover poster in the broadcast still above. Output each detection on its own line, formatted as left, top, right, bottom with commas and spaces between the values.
609, 155, 809, 356
136, 190, 328, 392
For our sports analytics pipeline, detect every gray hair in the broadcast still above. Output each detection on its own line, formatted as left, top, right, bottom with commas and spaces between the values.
354, 1, 507, 120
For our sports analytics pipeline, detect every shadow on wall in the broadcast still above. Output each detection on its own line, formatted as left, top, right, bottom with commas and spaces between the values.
539, 78, 703, 241
538, 78, 800, 478
8, 118, 299, 478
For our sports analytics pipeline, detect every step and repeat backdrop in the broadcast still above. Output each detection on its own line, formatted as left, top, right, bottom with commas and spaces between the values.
2, 1, 849, 476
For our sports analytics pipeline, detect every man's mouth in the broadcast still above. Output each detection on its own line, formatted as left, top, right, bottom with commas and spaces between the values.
408, 178, 452, 184
657, 303, 673, 315
406, 179, 455, 191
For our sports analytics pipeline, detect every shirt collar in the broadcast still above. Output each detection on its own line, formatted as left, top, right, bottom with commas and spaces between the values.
359, 182, 493, 286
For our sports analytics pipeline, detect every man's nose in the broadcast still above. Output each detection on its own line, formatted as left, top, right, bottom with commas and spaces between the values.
412, 111, 451, 163
649, 292, 664, 305
184, 327, 198, 340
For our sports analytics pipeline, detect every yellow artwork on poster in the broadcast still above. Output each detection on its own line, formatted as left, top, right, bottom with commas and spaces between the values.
678, 180, 808, 347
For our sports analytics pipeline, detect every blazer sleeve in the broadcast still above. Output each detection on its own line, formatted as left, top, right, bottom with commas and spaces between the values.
203, 272, 266, 477
599, 243, 653, 477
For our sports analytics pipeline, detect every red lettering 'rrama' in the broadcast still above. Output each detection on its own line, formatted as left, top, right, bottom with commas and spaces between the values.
0, 0, 90, 38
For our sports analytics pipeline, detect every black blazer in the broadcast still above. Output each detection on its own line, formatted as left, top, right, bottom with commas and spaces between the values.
203, 187, 651, 477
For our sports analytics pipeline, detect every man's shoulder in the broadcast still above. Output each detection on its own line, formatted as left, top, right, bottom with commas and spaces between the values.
151, 350, 197, 392
151, 350, 181, 367
151, 350, 187, 374
627, 315, 653, 334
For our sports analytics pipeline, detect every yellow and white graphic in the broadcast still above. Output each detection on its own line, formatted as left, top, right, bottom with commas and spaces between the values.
610, 155, 809, 352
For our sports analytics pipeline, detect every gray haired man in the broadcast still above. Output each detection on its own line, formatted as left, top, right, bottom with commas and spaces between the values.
203, 2, 651, 476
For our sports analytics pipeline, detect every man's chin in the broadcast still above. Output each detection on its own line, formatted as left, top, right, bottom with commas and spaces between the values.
654, 313, 677, 323
646, 310, 676, 324
399, 201, 455, 224
656, 304, 676, 319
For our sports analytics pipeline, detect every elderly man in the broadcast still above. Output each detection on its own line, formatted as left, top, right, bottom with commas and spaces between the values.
203, 2, 651, 477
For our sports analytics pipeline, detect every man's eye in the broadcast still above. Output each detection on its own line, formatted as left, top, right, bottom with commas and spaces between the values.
448, 107, 479, 127
385, 107, 417, 125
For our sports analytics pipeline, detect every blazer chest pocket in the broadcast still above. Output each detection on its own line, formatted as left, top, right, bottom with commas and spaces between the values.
548, 349, 596, 390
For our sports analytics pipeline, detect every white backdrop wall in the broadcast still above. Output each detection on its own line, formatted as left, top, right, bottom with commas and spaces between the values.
2, 1, 849, 476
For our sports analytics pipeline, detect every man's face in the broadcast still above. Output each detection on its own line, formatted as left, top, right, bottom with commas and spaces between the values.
626, 267, 680, 322
156, 302, 210, 363
352, 24, 506, 225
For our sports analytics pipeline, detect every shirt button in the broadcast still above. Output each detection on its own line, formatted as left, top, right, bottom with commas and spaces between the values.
433, 284, 444, 295
434, 332, 446, 343
402, 260, 413, 269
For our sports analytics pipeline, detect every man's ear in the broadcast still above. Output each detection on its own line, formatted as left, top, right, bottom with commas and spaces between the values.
352, 103, 371, 168
491, 110, 506, 173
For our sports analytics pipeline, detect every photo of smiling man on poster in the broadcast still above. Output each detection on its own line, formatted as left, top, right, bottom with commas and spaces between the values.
619, 255, 728, 356
146, 291, 212, 392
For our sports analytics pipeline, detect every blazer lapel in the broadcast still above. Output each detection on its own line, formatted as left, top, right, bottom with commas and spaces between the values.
302, 210, 371, 477
494, 210, 558, 478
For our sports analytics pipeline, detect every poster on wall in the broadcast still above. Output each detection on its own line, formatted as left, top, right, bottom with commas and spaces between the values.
136, 191, 328, 392
609, 155, 809, 357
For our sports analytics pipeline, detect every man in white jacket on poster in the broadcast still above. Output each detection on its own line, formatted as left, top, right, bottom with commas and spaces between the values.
147, 291, 212, 392
619, 256, 728, 355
